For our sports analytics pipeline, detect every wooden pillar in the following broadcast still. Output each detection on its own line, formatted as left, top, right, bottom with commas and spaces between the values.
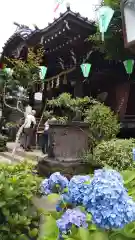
74, 80, 83, 97
115, 82, 130, 118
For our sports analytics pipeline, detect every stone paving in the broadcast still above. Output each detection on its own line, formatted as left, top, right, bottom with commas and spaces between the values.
0, 142, 46, 164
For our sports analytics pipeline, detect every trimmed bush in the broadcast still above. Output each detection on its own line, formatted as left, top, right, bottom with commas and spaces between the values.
84, 103, 120, 149
0, 161, 41, 240
92, 138, 135, 171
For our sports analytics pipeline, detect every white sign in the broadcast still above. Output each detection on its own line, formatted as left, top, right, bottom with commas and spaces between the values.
34, 92, 42, 101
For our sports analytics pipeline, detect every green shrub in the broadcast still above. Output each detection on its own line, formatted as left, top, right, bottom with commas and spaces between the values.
93, 138, 135, 171
0, 161, 41, 240
47, 93, 93, 122
0, 135, 8, 152
84, 103, 120, 149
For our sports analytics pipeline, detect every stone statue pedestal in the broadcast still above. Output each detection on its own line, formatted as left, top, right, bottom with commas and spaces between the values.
37, 121, 91, 177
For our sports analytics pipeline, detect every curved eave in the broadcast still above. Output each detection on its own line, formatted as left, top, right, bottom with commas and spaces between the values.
26, 8, 96, 45
1, 34, 25, 59
41, 9, 96, 34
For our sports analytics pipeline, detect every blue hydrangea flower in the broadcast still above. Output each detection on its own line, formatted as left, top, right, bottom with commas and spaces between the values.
68, 175, 91, 205
56, 193, 73, 212
83, 169, 135, 229
40, 179, 51, 195
56, 208, 88, 234
40, 172, 69, 195
56, 203, 62, 212
49, 172, 69, 192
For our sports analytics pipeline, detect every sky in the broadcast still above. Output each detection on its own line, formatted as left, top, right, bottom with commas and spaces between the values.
0, 0, 100, 52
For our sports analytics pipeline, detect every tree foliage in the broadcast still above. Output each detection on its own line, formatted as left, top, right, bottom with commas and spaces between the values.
0, 47, 44, 113
7, 47, 44, 88
90, 0, 133, 60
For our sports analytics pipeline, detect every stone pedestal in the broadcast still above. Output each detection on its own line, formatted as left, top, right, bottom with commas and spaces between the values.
48, 121, 89, 161
37, 121, 91, 177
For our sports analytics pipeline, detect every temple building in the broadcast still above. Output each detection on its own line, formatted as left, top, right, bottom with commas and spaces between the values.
1, 4, 135, 136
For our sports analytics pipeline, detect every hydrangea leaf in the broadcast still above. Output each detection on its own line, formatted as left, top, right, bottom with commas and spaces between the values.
28, 228, 38, 238
122, 222, 135, 239
44, 215, 59, 238
109, 232, 126, 240
84, 181, 91, 184
88, 224, 97, 231
66, 239, 75, 240
90, 231, 109, 240
86, 213, 92, 222
47, 193, 60, 203
63, 187, 68, 193
78, 227, 90, 240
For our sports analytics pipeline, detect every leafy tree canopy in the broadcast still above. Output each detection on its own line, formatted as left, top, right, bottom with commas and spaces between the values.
90, 0, 133, 60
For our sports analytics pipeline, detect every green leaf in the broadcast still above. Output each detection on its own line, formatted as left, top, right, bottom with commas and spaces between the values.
88, 224, 97, 231
66, 239, 75, 240
47, 193, 60, 203
90, 231, 109, 240
29, 228, 38, 237
122, 222, 135, 238
63, 187, 68, 193
86, 213, 92, 222
18, 234, 29, 240
84, 181, 91, 185
0, 201, 6, 207
42, 215, 59, 238
78, 227, 90, 240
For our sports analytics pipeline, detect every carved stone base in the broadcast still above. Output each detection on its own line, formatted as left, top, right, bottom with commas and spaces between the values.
37, 156, 95, 179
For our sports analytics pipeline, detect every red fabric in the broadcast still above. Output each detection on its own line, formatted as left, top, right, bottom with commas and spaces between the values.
0, 63, 4, 69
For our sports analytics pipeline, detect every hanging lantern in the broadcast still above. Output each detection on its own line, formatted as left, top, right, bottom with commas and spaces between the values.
39, 66, 47, 81
4, 68, 13, 76
123, 59, 134, 74
97, 6, 114, 41
80, 63, 91, 78
121, 0, 135, 50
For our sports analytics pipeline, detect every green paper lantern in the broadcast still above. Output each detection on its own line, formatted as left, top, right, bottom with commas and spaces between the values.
97, 6, 114, 41
4, 68, 13, 76
123, 60, 134, 74
80, 63, 91, 78
39, 66, 47, 81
